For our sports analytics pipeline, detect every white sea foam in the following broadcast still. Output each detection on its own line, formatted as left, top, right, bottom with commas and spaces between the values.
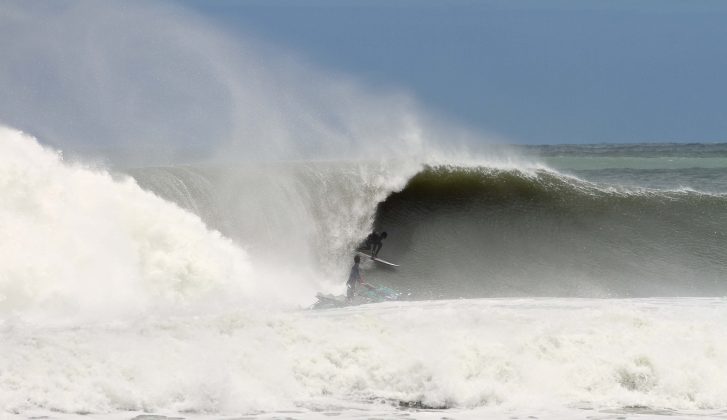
0, 126, 319, 324
1, 298, 725, 417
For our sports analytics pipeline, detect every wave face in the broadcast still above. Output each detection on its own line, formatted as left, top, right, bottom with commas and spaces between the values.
125, 162, 727, 300
368, 166, 727, 298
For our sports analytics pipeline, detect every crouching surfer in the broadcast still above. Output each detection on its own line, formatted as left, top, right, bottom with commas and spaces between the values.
347, 255, 365, 302
364, 231, 387, 259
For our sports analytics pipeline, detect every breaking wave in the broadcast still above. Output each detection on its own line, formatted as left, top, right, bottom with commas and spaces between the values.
371, 166, 727, 298
3, 127, 727, 417
128, 164, 727, 299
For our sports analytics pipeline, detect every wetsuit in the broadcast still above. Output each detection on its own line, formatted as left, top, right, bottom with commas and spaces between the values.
347, 261, 362, 300
365, 232, 384, 258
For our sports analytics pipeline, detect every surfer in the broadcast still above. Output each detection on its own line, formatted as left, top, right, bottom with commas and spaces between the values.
347, 255, 365, 302
364, 231, 387, 259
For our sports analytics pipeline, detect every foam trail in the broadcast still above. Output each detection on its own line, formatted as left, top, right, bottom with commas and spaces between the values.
0, 126, 316, 324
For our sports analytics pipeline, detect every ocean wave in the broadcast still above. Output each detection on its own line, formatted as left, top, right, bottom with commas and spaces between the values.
125, 162, 727, 299
368, 165, 727, 298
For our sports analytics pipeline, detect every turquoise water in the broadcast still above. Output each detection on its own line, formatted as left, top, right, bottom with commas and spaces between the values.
522, 143, 727, 192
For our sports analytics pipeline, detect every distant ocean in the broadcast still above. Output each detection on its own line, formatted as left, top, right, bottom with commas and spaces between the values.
2, 128, 726, 419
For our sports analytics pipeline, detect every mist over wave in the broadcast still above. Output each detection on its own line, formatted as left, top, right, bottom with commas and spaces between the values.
0, 0, 495, 323
125, 161, 425, 300
0, 0, 486, 165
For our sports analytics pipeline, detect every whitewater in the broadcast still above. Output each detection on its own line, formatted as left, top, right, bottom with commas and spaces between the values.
5, 298, 727, 418
2, 126, 727, 419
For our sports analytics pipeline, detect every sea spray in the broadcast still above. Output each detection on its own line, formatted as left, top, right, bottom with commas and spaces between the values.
0, 0, 485, 166
0, 126, 313, 324
129, 161, 423, 289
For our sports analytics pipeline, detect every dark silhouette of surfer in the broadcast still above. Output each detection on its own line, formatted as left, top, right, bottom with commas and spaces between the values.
364, 231, 387, 259
347, 255, 364, 302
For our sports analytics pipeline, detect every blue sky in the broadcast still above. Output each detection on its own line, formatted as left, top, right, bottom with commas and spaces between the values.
183, 0, 727, 144
2, 0, 726, 158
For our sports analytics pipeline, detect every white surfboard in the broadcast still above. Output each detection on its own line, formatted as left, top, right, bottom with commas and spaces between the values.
357, 251, 400, 267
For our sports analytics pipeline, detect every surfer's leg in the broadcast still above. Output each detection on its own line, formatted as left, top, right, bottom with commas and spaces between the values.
372, 243, 382, 258
347, 282, 354, 301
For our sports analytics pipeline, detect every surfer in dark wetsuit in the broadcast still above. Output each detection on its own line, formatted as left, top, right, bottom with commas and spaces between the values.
347, 255, 364, 302
364, 231, 387, 259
